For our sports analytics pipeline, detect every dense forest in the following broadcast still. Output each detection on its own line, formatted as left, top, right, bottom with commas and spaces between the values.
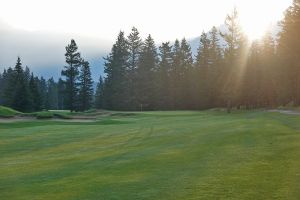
1, 0, 300, 112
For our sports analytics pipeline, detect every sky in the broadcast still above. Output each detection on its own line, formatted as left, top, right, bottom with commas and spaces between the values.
0, 0, 292, 41
0, 0, 293, 80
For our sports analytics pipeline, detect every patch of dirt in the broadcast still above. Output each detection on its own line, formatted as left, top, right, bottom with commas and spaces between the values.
0, 116, 36, 123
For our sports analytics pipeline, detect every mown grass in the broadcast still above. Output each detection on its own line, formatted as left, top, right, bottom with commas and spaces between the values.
0, 111, 300, 199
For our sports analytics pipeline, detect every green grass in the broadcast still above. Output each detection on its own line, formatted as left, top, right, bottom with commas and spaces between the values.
20, 110, 72, 119
0, 106, 21, 118
35, 111, 54, 119
0, 111, 300, 199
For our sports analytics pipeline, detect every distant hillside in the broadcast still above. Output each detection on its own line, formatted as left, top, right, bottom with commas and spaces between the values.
0, 20, 110, 81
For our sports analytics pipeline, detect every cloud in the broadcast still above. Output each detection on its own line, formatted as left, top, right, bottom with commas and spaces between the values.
0, 21, 110, 80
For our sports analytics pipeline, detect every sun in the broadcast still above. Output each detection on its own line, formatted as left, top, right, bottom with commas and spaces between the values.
241, 20, 270, 41
236, 1, 287, 41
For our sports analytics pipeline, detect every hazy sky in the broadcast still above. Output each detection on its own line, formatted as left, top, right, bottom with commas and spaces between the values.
0, 0, 293, 80
0, 0, 293, 42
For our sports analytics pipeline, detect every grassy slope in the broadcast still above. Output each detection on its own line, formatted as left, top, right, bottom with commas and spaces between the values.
0, 111, 300, 199
0, 106, 21, 117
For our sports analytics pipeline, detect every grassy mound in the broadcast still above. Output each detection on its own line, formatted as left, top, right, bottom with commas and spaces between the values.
35, 111, 54, 119
0, 106, 21, 118
32, 111, 72, 119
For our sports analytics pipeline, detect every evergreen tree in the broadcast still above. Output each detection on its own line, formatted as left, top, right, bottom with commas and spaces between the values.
278, 0, 300, 105
0, 72, 3, 105
95, 76, 105, 109
104, 31, 129, 110
46, 78, 58, 110
170, 39, 182, 109
24, 66, 31, 82
11, 57, 32, 112
57, 78, 66, 110
221, 8, 247, 112
240, 41, 262, 108
78, 60, 94, 111
157, 42, 173, 109
126, 27, 143, 108
208, 26, 223, 107
127, 27, 143, 71
195, 32, 211, 108
2, 68, 15, 107
61, 39, 81, 112
29, 73, 42, 111
136, 34, 158, 110
260, 32, 277, 107
180, 38, 193, 109
38, 76, 47, 109
196, 32, 211, 68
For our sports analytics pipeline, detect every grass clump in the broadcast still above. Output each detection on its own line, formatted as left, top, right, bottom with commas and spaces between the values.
0, 106, 21, 118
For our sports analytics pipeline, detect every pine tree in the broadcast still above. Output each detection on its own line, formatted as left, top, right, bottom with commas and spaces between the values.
180, 38, 193, 109
157, 42, 173, 109
170, 39, 182, 109
209, 27, 223, 67
208, 26, 223, 107
29, 73, 42, 111
24, 66, 31, 83
0, 72, 3, 105
278, 0, 300, 105
196, 32, 211, 69
78, 60, 94, 111
260, 32, 277, 107
221, 8, 247, 112
2, 67, 15, 107
11, 57, 32, 112
126, 27, 143, 108
38, 76, 47, 109
57, 78, 65, 110
95, 76, 105, 109
136, 34, 158, 110
1, 70, 5, 105
195, 32, 211, 108
61, 39, 81, 112
240, 41, 262, 108
104, 31, 129, 110
127, 27, 143, 71
46, 78, 58, 110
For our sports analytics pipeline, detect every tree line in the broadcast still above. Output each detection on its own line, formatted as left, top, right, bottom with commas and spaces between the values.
0, 40, 94, 112
1, 0, 300, 112
98, 1, 300, 111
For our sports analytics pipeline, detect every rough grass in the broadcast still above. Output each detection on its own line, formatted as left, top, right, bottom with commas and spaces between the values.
0, 106, 21, 118
0, 111, 300, 199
